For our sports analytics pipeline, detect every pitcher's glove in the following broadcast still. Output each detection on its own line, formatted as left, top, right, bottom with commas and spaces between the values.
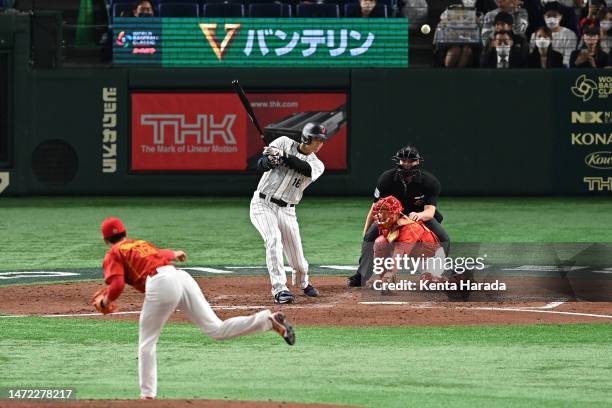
263, 146, 284, 167
91, 287, 118, 315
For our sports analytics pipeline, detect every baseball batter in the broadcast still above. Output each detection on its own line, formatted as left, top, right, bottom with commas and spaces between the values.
92, 217, 295, 400
250, 123, 327, 304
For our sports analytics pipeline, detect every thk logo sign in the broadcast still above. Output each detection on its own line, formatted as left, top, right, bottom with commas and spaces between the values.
140, 114, 237, 145
571, 111, 612, 124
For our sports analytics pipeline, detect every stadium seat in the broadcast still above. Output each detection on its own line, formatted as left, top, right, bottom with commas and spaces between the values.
248, 2, 283, 17
344, 2, 387, 17
296, 3, 339, 17
113, 2, 136, 17
159, 2, 199, 16
202, 2, 245, 17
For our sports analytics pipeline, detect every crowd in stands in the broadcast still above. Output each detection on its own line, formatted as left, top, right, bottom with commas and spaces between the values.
112, 0, 611, 67
3, 0, 610, 68
434, 0, 612, 68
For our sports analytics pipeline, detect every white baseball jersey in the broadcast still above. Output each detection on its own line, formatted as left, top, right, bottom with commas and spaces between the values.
256, 136, 325, 205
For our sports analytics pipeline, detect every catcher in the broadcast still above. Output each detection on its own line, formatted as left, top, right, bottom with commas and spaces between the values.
365, 195, 444, 288
93, 217, 295, 400
348, 145, 450, 288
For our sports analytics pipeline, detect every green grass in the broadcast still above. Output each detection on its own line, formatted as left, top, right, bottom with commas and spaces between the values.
0, 318, 611, 407
0, 196, 610, 270
1, 197, 611, 406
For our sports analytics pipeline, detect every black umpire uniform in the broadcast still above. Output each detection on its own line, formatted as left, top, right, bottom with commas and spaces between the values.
347, 145, 451, 287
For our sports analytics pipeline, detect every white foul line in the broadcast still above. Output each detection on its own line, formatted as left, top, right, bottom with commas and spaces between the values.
5, 301, 612, 320
359, 301, 565, 310
181, 267, 234, 274
464, 307, 612, 320
0, 303, 339, 318
358, 301, 612, 319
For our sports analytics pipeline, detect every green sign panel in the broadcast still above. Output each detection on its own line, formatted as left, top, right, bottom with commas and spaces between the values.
113, 18, 408, 67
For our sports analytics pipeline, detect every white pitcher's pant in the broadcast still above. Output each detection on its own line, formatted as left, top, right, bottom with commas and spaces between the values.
249, 193, 309, 296
139, 266, 273, 399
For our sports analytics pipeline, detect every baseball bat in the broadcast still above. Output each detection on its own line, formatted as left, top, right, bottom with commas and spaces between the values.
231, 80, 265, 139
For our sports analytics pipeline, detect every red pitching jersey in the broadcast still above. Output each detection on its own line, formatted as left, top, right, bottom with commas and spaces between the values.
103, 239, 175, 293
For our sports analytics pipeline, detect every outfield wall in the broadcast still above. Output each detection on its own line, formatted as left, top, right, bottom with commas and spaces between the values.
1, 14, 610, 196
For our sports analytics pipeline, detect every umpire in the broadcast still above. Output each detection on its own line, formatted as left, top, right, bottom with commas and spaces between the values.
347, 145, 451, 287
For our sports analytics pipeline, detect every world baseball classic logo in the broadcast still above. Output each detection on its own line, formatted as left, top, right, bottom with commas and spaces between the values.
571, 74, 598, 102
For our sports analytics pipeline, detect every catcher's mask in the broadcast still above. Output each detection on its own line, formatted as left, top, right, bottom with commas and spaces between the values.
301, 122, 328, 145
373, 196, 404, 227
393, 145, 423, 178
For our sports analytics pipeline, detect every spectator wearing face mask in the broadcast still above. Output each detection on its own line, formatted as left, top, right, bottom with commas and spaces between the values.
529, 1, 577, 66
133, 0, 155, 17
483, 11, 530, 57
570, 25, 610, 67
480, 29, 527, 66
482, 0, 529, 42
597, 9, 612, 53
528, 26, 564, 66
524, 0, 578, 38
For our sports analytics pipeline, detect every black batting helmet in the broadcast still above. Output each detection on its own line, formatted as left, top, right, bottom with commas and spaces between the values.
301, 123, 328, 145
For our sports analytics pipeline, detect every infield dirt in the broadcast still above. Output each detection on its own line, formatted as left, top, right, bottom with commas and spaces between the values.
1, 276, 611, 326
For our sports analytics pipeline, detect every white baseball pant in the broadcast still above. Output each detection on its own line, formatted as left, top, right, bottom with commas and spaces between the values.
249, 192, 310, 296
139, 265, 273, 399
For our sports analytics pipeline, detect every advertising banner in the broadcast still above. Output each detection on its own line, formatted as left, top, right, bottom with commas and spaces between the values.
131, 92, 348, 172
113, 18, 408, 67
556, 71, 612, 194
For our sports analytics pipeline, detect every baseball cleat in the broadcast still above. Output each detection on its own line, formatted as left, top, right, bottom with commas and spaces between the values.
347, 273, 362, 288
269, 311, 296, 345
302, 284, 320, 297
140, 396, 155, 400
274, 290, 295, 304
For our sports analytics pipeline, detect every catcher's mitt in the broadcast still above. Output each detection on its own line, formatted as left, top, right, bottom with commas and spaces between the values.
91, 287, 118, 314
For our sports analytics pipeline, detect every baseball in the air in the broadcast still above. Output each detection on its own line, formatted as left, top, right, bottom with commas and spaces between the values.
421, 24, 431, 35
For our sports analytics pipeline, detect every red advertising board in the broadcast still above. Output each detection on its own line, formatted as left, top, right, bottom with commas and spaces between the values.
131, 92, 347, 171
